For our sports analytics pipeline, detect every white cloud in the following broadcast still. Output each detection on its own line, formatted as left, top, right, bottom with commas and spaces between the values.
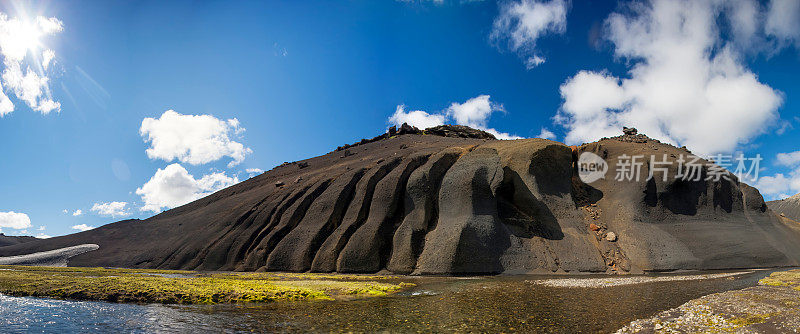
757, 150, 800, 200
90, 202, 129, 218
71, 209, 82, 216
447, 95, 522, 140
491, 0, 568, 69
37, 226, 45, 231
136, 163, 239, 213
556, 0, 783, 155
246, 168, 263, 177
447, 95, 500, 129
724, 0, 760, 48
387, 95, 522, 140
41, 49, 54, 70
525, 55, 546, 68
537, 127, 556, 140
0, 82, 12, 116
36, 16, 63, 34
35, 233, 51, 238
755, 171, 800, 200
765, 0, 800, 47
71, 224, 94, 232
1, 61, 60, 114
0, 211, 32, 230
484, 129, 522, 140
0, 12, 63, 116
776, 151, 800, 167
140, 110, 252, 167
388, 105, 446, 129
61, 209, 67, 214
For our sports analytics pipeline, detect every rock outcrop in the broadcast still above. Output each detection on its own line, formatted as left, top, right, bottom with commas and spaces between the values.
423, 125, 496, 139
2, 127, 799, 274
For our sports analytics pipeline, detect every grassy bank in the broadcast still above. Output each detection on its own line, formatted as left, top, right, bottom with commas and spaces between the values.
758, 269, 800, 289
0, 265, 413, 304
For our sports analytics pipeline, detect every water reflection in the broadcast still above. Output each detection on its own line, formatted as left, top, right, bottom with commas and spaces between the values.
0, 270, 775, 333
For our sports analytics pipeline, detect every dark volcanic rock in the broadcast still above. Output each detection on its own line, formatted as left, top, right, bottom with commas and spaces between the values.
265, 169, 365, 272
2, 127, 799, 275
337, 153, 431, 273
387, 148, 462, 274
398, 122, 421, 135
416, 147, 508, 274
423, 124, 496, 139
0, 234, 37, 247
310, 158, 402, 272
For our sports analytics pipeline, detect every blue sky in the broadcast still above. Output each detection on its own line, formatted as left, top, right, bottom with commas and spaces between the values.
0, 0, 798, 238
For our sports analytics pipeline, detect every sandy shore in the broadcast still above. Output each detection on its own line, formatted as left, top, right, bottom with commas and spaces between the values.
0, 244, 99, 267
532, 271, 752, 288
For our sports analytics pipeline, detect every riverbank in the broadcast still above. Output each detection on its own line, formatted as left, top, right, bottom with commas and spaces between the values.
616, 269, 800, 332
0, 265, 413, 304
0, 268, 778, 332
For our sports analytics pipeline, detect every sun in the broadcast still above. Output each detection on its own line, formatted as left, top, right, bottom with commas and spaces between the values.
1, 18, 39, 61
0, 14, 62, 62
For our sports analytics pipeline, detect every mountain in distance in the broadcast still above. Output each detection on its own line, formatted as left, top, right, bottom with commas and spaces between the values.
768, 193, 800, 223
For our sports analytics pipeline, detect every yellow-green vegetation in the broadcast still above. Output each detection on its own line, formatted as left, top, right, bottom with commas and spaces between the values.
0, 265, 413, 305
758, 269, 800, 290
729, 312, 778, 327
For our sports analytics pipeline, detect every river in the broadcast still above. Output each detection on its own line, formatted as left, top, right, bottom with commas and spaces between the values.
0, 269, 776, 333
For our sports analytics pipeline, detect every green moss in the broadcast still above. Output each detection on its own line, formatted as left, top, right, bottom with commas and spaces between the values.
0, 265, 413, 305
729, 312, 777, 327
759, 269, 800, 288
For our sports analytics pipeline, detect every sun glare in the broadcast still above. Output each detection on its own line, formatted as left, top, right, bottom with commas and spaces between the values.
1, 18, 40, 61
0, 10, 64, 115
0, 13, 62, 63
16, 19, 42, 50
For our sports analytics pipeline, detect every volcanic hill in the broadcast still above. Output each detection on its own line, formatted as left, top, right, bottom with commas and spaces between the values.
2, 125, 800, 274
0, 234, 36, 248
768, 193, 800, 223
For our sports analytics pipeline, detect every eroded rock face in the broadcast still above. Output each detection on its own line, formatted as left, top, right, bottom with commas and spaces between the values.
387, 148, 462, 274
416, 147, 508, 274
2, 129, 799, 275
